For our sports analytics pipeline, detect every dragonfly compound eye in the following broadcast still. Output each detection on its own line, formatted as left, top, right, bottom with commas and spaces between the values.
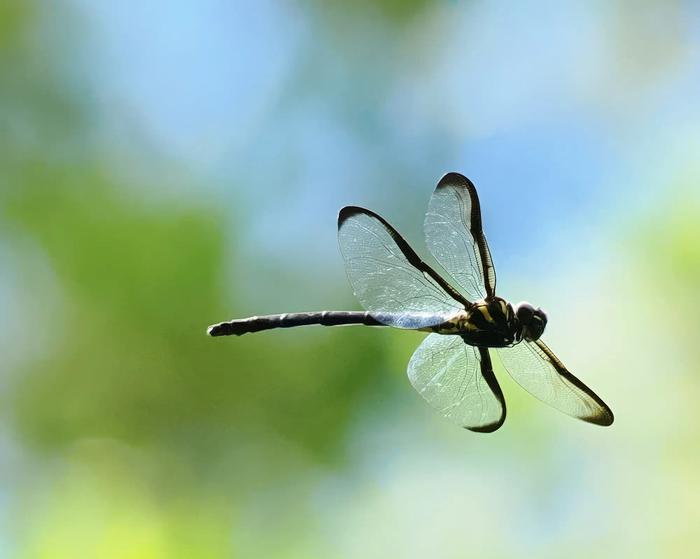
523, 308, 547, 341
514, 302, 547, 341
514, 302, 535, 323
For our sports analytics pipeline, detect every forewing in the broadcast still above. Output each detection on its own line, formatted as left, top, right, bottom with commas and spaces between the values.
497, 339, 614, 426
338, 206, 467, 329
424, 172, 496, 301
408, 334, 506, 432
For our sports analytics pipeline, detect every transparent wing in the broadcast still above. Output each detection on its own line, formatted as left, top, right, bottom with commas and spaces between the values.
408, 334, 506, 432
497, 339, 614, 426
424, 172, 496, 302
338, 206, 468, 329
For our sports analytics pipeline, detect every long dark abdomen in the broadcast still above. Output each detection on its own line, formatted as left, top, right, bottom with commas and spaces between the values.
207, 311, 385, 336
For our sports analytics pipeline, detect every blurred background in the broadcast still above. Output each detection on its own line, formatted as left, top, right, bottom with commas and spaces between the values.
1, 0, 699, 557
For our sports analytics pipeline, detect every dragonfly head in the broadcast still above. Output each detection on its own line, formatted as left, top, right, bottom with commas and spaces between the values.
514, 301, 548, 342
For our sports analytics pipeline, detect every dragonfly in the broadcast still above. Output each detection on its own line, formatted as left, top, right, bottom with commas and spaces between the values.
208, 172, 614, 432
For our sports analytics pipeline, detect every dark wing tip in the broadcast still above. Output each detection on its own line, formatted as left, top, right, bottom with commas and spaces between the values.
466, 420, 505, 433
586, 407, 614, 427
338, 205, 365, 227
338, 205, 380, 228
436, 172, 475, 190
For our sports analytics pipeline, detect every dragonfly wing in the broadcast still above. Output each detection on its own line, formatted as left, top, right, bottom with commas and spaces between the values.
408, 334, 506, 432
497, 339, 614, 426
424, 172, 496, 301
338, 206, 468, 329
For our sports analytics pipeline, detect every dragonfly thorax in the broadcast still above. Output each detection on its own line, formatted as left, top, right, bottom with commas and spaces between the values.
431, 297, 547, 348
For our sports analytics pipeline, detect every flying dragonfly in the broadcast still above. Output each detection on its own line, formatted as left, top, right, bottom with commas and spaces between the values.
208, 173, 614, 432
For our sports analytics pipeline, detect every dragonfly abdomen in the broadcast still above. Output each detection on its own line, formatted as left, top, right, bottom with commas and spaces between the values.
207, 311, 386, 336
